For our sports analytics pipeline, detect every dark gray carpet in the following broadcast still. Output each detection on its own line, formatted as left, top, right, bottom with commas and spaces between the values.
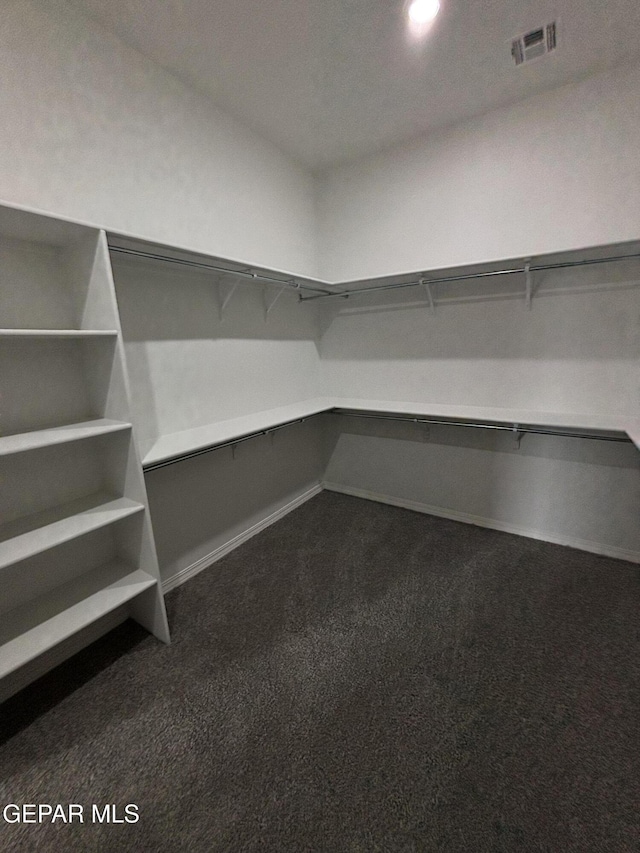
1, 492, 639, 852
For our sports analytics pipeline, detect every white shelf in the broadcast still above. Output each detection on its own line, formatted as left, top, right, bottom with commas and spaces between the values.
143, 396, 633, 467
0, 562, 156, 679
144, 397, 335, 467
330, 397, 628, 434
0, 494, 144, 571
0, 419, 131, 456
0, 329, 118, 338
0, 207, 169, 696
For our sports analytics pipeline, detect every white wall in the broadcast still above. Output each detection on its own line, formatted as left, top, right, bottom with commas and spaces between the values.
146, 421, 326, 587
112, 255, 322, 457
0, 0, 318, 278
319, 262, 640, 418
319, 264, 640, 563
323, 419, 640, 563
317, 59, 640, 282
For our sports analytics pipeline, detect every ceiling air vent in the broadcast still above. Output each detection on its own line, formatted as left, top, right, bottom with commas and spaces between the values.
511, 22, 557, 66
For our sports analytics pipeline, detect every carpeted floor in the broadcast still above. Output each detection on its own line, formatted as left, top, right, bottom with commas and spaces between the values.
1, 491, 639, 852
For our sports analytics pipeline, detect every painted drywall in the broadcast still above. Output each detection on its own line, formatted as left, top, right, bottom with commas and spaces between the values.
112, 255, 322, 457
323, 417, 640, 562
318, 262, 640, 419
317, 59, 640, 282
4, 0, 639, 284
318, 260, 640, 562
145, 420, 326, 586
0, 0, 318, 277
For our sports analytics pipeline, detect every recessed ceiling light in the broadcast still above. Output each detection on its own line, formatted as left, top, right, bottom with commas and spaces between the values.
407, 0, 440, 25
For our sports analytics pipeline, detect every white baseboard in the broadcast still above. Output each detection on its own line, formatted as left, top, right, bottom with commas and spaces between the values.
162, 477, 638, 596
162, 483, 323, 593
323, 481, 640, 565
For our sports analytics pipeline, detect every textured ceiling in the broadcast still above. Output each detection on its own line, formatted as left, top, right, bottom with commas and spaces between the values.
74, 0, 640, 170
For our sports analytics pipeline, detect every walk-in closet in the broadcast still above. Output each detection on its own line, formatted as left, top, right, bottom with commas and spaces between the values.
1, 1, 639, 850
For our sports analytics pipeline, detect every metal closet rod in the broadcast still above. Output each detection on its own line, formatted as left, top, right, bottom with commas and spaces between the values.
300, 251, 640, 301
330, 410, 631, 442
109, 245, 334, 296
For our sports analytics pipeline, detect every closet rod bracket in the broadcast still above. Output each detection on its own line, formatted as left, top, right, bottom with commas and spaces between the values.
512, 423, 525, 448
215, 279, 240, 320
524, 260, 532, 310
263, 285, 287, 321
422, 278, 436, 315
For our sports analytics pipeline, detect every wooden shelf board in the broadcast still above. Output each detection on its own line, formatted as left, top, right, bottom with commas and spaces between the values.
0, 562, 156, 679
0, 419, 131, 456
0, 329, 118, 338
143, 397, 632, 468
0, 494, 144, 571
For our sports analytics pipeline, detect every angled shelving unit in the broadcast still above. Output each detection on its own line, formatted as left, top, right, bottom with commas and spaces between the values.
0, 205, 170, 702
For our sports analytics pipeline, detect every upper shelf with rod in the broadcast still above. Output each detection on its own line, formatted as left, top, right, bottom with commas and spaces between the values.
107, 234, 335, 300
299, 241, 640, 307
107, 229, 640, 315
